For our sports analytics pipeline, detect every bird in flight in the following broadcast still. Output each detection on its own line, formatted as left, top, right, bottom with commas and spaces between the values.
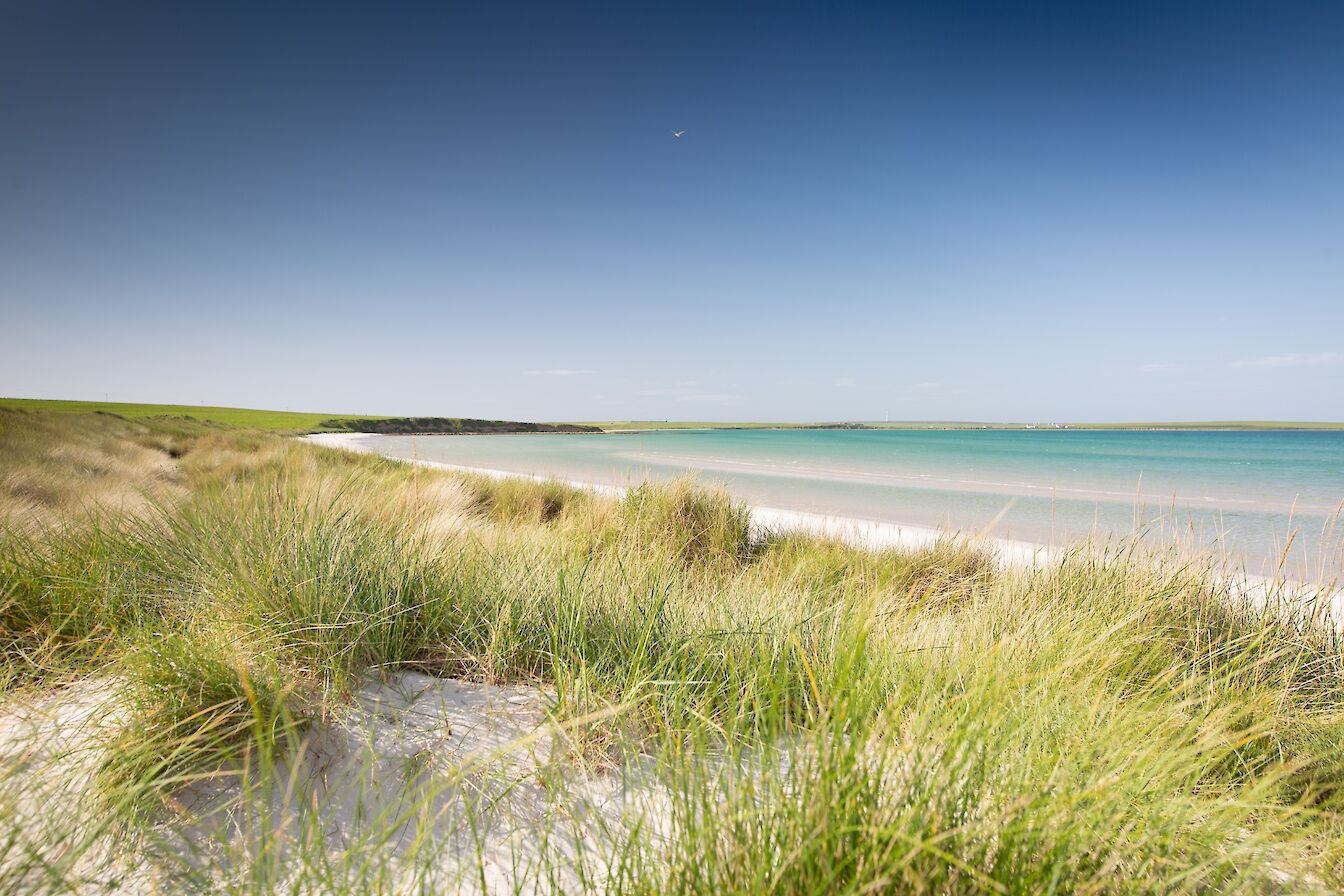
672, 130, 686, 137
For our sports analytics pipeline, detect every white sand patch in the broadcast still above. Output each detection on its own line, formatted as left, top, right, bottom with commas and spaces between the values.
0, 677, 148, 891
0, 672, 671, 894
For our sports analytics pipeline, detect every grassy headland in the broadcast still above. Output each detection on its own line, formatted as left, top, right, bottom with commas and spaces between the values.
0, 399, 597, 436
0, 397, 373, 432
324, 417, 600, 434
3, 406, 1344, 892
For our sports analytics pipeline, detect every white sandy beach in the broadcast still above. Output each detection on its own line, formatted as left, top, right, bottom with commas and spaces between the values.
304, 432, 1343, 622
304, 432, 1056, 569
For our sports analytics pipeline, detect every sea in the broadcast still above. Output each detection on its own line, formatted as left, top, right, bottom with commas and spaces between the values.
358, 428, 1344, 577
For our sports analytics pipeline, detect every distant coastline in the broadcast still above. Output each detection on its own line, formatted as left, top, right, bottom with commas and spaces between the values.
320, 416, 602, 435
2, 398, 1341, 434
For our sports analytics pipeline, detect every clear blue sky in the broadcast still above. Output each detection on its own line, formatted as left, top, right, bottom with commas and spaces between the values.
3, 1, 1341, 422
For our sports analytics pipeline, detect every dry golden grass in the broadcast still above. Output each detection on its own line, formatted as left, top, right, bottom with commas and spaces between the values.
0, 411, 190, 531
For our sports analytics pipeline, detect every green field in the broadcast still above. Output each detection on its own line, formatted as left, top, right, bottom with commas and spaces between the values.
0, 397, 382, 432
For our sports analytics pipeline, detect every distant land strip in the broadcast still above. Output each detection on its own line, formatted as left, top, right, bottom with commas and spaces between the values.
322, 417, 601, 435
1, 399, 1340, 433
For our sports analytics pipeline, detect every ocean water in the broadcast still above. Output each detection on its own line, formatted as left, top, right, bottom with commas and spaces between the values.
360, 429, 1344, 575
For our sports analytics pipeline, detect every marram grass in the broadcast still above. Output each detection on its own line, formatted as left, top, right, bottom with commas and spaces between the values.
2, 408, 1344, 893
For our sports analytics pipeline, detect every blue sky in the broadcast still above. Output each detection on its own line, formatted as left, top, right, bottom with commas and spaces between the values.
3, 1, 1341, 421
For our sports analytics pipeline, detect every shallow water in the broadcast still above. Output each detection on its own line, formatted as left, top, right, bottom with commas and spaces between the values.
361, 429, 1344, 576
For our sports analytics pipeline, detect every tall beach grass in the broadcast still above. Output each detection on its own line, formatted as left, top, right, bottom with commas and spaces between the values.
2, 408, 1344, 892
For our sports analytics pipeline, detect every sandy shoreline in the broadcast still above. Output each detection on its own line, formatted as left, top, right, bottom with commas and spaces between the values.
304, 432, 1344, 620
306, 432, 1055, 570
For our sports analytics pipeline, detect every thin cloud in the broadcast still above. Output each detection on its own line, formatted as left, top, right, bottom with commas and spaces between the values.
522, 368, 596, 376
833, 376, 858, 388
627, 378, 743, 403
677, 393, 744, 403
1137, 362, 1179, 373
633, 379, 705, 398
889, 381, 952, 395
1230, 352, 1344, 369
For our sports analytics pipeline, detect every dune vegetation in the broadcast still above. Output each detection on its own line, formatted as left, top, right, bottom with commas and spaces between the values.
2, 407, 1344, 893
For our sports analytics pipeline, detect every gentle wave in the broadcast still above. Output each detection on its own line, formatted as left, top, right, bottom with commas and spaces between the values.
352, 429, 1344, 573
616, 451, 1335, 514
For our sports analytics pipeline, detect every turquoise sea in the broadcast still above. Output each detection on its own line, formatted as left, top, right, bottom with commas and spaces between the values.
361, 429, 1344, 575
